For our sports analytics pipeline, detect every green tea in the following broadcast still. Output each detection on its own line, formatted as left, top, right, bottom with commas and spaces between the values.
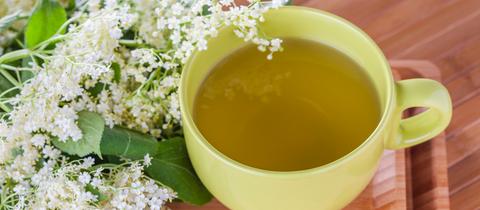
193, 38, 381, 171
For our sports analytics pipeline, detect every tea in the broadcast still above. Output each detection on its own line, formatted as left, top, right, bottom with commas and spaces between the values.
193, 38, 381, 171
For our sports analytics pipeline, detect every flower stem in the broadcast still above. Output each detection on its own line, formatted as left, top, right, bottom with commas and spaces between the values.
119, 39, 149, 48
0, 68, 20, 87
0, 102, 11, 112
88, 163, 120, 171
34, 35, 67, 51
0, 86, 20, 98
0, 49, 31, 64
0, 64, 34, 71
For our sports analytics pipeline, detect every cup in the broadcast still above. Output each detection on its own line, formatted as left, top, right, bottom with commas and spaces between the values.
179, 6, 452, 210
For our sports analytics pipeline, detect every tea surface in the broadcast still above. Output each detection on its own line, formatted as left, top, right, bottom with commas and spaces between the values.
194, 39, 381, 171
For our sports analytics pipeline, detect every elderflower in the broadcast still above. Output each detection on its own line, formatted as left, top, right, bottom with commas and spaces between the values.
144, 154, 152, 167
78, 172, 92, 185
102, 161, 176, 210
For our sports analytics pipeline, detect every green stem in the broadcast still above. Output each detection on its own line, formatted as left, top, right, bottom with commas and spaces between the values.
33, 53, 48, 60
55, 13, 80, 35
119, 39, 138, 45
138, 69, 162, 93
0, 68, 20, 87
35, 34, 67, 51
0, 102, 11, 112
0, 49, 31, 64
15, 67, 21, 82
0, 86, 20, 98
0, 64, 34, 71
88, 163, 120, 171
119, 39, 148, 48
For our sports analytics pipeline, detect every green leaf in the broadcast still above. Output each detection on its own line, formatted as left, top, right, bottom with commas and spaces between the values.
20, 57, 37, 82
85, 184, 108, 203
24, 0, 67, 48
21, 70, 34, 82
104, 155, 123, 164
52, 111, 104, 157
99, 128, 211, 204
145, 138, 212, 205
0, 49, 31, 64
0, 103, 12, 112
201, 5, 211, 16
111, 62, 121, 83
0, 72, 17, 98
87, 82, 106, 97
0, 74, 13, 93
286, 0, 293, 5
65, 0, 76, 12
0, 65, 20, 99
100, 126, 158, 160
10, 147, 24, 158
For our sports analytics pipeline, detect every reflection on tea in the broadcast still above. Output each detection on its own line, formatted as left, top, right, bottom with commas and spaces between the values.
194, 39, 381, 171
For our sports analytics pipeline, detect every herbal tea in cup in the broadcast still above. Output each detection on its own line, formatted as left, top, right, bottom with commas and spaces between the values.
193, 38, 381, 171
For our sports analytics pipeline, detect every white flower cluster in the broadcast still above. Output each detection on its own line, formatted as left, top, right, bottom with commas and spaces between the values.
222, 0, 284, 60
0, 0, 284, 209
103, 161, 176, 210
8, 156, 175, 209
2, 3, 137, 143
136, 0, 284, 62
25, 157, 99, 209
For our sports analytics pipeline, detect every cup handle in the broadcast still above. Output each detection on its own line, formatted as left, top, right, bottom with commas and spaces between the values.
385, 79, 452, 149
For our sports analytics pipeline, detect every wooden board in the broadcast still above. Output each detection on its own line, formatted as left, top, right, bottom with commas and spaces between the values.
408, 134, 450, 210
394, 61, 451, 210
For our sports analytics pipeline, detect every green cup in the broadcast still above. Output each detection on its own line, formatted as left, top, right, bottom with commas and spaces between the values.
180, 6, 452, 210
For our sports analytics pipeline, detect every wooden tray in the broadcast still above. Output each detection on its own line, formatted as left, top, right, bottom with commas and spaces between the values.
168, 60, 450, 210
392, 60, 451, 210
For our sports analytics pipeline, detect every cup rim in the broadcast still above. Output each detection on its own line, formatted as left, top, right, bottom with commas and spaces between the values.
180, 6, 394, 176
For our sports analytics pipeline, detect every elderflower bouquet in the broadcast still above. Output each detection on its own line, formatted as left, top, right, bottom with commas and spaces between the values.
0, 0, 286, 209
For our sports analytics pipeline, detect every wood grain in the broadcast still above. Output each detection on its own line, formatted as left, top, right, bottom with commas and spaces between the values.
445, 67, 480, 106
409, 135, 450, 210
446, 121, 480, 167
363, 0, 457, 43
376, 0, 480, 58
450, 179, 480, 210
447, 94, 480, 140
435, 35, 480, 82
